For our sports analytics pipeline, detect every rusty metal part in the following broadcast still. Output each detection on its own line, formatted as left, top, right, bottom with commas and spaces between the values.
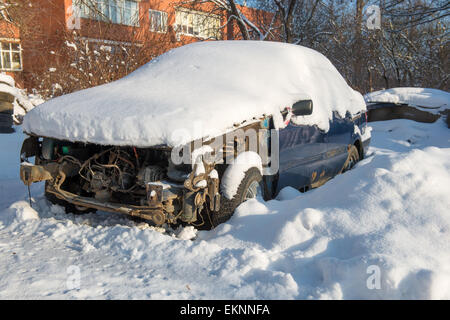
146, 183, 163, 206
130, 210, 165, 226
19, 160, 168, 225
207, 176, 220, 212
212, 194, 221, 212
194, 192, 204, 207
181, 156, 218, 222
148, 210, 165, 225
188, 158, 216, 188
183, 172, 196, 191
94, 189, 112, 202
181, 191, 196, 223
310, 176, 331, 189
184, 170, 207, 193
163, 199, 175, 214
147, 181, 183, 201
46, 183, 167, 226
20, 162, 59, 186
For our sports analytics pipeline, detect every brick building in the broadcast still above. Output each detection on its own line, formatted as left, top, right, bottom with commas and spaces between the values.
0, 0, 270, 93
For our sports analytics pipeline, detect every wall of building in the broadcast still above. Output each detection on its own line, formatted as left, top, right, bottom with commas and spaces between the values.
0, 11, 22, 87
0, 0, 270, 92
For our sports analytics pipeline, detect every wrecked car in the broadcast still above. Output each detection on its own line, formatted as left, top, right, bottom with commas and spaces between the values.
364, 88, 449, 124
0, 77, 16, 134
19, 41, 370, 229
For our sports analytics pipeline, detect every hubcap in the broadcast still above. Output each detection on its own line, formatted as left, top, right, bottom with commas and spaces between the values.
244, 181, 261, 201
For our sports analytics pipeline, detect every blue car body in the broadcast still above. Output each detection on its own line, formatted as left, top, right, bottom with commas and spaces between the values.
276, 110, 369, 193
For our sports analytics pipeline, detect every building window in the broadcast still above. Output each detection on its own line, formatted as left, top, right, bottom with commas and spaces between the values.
74, 0, 139, 26
149, 9, 168, 33
0, 42, 22, 71
175, 8, 221, 39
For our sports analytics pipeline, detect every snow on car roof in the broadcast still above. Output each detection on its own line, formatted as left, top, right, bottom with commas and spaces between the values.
364, 87, 449, 111
23, 41, 365, 147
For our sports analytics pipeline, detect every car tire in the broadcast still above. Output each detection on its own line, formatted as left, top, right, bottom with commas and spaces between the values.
45, 181, 97, 215
198, 167, 263, 230
341, 145, 360, 173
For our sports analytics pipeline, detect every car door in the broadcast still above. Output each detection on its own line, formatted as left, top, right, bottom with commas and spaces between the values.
323, 111, 354, 178
277, 115, 328, 192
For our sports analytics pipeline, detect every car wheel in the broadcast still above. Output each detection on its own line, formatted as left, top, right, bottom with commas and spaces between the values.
341, 145, 360, 173
198, 167, 263, 230
45, 181, 97, 215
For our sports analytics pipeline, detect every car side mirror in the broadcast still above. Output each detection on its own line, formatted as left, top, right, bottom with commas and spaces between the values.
292, 100, 313, 116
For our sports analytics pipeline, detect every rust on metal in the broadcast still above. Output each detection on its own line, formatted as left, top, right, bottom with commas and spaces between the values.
20, 163, 58, 186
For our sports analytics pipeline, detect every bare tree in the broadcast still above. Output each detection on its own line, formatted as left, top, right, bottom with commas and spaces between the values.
2, 0, 447, 96
178, 0, 279, 40
383, 0, 450, 32
0, 0, 178, 98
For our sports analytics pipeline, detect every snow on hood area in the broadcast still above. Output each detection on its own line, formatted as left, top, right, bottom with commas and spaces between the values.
22, 41, 365, 147
365, 88, 449, 112
1, 118, 450, 299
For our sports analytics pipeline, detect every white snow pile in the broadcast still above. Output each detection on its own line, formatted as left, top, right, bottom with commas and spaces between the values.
1, 118, 449, 299
2, 201, 39, 225
364, 88, 449, 113
221, 151, 263, 199
23, 41, 365, 147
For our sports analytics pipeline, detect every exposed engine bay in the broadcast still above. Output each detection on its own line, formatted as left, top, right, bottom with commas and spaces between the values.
62, 145, 171, 204
19, 136, 222, 227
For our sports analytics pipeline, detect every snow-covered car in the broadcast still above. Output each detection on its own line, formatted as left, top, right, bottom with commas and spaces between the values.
0, 75, 17, 134
0, 94, 14, 134
19, 41, 369, 229
0, 74, 42, 133
364, 88, 449, 125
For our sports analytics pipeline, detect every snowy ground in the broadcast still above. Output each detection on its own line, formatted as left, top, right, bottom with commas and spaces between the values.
0, 119, 449, 300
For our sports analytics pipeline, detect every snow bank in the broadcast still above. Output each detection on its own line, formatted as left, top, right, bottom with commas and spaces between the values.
220, 151, 263, 199
208, 120, 450, 299
365, 87, 449, 112
23, 41, 365, 147
0, 201, 39, 226
176, 226, 198, 240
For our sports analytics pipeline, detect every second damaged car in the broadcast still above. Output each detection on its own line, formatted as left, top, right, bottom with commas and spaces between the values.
19, 41, 370, 229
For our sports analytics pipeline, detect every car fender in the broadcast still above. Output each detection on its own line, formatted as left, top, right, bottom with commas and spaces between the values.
220, 151, 263, 200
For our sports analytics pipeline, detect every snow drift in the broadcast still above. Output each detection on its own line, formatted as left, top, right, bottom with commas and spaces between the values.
0, 73, 44, 124
23, 41, 365, 147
